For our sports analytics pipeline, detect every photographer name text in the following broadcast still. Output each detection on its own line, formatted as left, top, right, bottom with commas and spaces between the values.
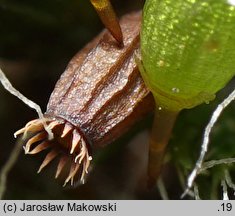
3, 202, 117, 213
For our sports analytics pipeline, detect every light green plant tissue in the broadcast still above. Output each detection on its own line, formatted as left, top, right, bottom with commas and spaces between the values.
140, 0, 235, 111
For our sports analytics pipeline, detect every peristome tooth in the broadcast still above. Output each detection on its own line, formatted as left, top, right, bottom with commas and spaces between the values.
74, 149, 84, 163
79, 149, 92, 183
70, 130, 81, 154
25, 119, 40, 127
27, 141, 50, 154
80, 165, 86, 184
61, 123, 73, 138
55, 156, 67, 179
14, 127, 26, 138
84, 153, 92, 174
25, 132, 47, 153
25, 118, 50, 127
14, 119, 49, 138
76, 139, 87, 164
47, 120, 63, 130
63, 163, 80, 187
80, 164, 86, 183
26, 123, 44, 134
37, 150, 59, 173
22, 124, 45, 140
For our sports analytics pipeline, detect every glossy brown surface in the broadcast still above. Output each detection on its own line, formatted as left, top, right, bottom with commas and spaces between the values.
46, 12, 154, 147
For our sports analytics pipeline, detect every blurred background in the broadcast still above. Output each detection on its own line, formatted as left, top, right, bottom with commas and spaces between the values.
0, 0, 235, 199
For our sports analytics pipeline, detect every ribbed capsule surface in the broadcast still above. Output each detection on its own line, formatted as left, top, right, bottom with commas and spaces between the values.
15, 12, 154, 186
46, 11, 154, 146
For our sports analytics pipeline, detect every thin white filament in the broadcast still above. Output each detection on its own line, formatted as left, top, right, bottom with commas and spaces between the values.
193, 184, 201, 200
199, 158, 235, 173
0, 68, 53, 140
182, 88, 235, 198
225, 169, 235, 195
0, 139, 23, 199
157, 177, 169, 200
221, 180, 229, 200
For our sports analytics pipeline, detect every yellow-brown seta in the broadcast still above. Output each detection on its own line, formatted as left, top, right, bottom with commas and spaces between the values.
14, 12, 154, 187
90, 0, 123, 45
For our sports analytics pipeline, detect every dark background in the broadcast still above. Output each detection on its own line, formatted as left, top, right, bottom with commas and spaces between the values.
0, 0, 235, 199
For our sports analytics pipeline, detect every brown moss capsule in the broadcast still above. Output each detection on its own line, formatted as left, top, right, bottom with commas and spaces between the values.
15, 12, 154, 186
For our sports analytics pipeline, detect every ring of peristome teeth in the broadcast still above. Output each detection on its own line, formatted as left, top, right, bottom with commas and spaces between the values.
14, 117, 92, 186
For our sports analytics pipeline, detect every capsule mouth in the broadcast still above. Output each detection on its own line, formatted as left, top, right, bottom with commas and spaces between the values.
14, 117, 92, 186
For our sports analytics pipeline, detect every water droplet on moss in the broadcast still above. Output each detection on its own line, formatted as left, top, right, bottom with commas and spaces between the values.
157, 60, 165, 67
172, 88, 180, 93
